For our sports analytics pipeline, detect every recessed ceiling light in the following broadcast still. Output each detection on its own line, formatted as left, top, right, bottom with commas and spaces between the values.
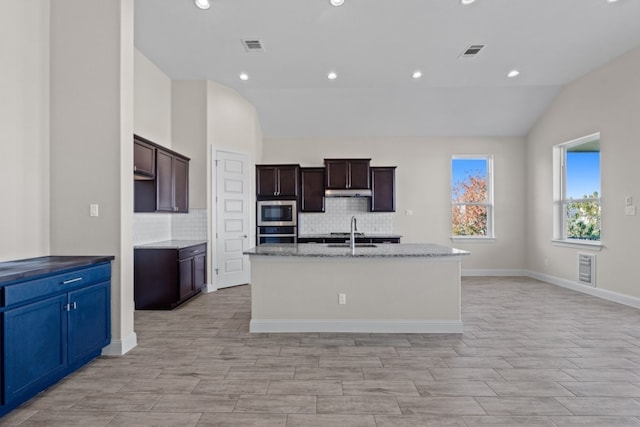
194, 0, 210, 10
461, 0, 476, 5
327, 71, 337, 80
330, 0, 345, 6
606, 0, 620, 3
507, 69, 520, 78
412, 70, 423, 79
239, 72, 249, 81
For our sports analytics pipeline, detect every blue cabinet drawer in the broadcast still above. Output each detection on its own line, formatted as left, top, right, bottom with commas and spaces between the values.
3, 263, 111, 307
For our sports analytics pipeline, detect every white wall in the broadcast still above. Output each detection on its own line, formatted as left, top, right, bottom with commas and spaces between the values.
172, 81, 208, 209
49, 0, 136, 355
526, 46, 640, 299
0, 1, 50, 261
207, 81, 264, 156
133, 49, 173, 244
263, 136, 526, 271
134, 49, 172, 146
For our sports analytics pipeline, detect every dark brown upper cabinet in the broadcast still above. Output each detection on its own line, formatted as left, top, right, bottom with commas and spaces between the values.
133, 134, 189, 213
156, 150, 189, 213
300, 167, 325, 212
324, 159, 371, 190
256, 164, 299, 199
370, 167, 396, 212
133, 137, 155, 178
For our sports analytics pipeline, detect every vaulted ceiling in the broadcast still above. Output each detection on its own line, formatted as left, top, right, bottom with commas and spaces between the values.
134, 0, 640, 138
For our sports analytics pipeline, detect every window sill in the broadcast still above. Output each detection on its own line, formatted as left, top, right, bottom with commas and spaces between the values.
552, 239, 603, 251
450, 237, 496, 243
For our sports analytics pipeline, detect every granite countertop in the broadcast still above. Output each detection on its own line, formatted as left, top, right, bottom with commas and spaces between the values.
0, 256, 115, 285
134, 240, 208, 249
298, 233, 403, 239
244, 243, 470, 258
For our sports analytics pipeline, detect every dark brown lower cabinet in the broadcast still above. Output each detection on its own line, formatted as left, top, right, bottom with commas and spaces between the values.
134, 243, 207, 310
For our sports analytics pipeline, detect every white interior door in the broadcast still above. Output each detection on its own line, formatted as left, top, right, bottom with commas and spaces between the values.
215, 150, 250, 288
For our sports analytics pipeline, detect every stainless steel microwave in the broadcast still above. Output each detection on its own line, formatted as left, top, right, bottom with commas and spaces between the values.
257, 200, 297, 227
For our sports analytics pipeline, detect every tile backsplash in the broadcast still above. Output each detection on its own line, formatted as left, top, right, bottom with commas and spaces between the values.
133, 208, 207, 245
299, 198, 394, 235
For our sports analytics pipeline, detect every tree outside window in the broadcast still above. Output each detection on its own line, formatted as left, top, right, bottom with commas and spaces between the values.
554, 133, 601, 243
564, 145, 601, 240
451, 156, 493, 238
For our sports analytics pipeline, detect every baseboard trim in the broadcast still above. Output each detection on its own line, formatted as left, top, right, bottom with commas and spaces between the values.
102, 332, 138, 356
250, 319, 463, 334
526, 270, 640, 310
203, 283, 217, 293
462, 269, 527, 277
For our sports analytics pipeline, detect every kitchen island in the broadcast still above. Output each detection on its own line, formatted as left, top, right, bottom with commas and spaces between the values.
244, 243, 469, 333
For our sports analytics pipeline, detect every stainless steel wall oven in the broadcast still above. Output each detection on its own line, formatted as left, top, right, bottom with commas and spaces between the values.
257, 200, 297, 244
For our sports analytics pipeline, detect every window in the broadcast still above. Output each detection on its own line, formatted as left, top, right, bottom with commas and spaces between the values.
451, 155, 494, 238
553, 133, 601, 243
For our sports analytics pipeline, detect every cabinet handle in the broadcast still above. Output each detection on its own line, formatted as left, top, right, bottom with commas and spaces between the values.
63, 302, 77, 311
72, 301, 77, 310
61, 277, 83, 285
134, 165, 137, 172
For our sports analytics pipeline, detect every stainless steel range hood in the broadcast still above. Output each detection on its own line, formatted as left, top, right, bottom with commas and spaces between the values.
324, 189, 372, 197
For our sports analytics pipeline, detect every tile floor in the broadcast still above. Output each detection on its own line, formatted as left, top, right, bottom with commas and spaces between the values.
2, 277, 640, 426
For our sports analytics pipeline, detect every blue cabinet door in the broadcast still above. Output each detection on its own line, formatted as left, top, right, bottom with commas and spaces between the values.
68, 282, 111, 367
3, 295, 68, 404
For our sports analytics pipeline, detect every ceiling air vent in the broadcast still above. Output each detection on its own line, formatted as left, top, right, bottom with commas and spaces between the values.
242, 39, 264, 52
460, 44, 485, 58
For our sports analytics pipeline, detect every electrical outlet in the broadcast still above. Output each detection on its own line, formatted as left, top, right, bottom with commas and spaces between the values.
625, 205, 636, 216
338, 293, 346, 305
625, 196, 633, 206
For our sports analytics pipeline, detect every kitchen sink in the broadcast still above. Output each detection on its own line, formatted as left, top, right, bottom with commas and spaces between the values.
327, 244, 378, 248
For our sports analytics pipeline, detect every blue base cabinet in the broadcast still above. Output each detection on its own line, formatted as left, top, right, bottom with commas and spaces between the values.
0, 258, 112, 417
4, 295, 68, 404
68, 282, 111, 368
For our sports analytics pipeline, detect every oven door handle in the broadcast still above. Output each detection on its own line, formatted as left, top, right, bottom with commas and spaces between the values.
258, 234, 297, 237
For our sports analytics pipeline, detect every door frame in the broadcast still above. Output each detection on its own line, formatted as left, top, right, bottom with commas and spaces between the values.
208, 147, 254, 292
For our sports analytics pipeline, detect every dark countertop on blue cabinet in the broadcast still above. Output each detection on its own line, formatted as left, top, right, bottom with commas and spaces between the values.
0, 256, 115, 285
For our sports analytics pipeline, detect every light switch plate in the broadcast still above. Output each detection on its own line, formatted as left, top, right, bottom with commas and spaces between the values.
625, 205, 636, 216
625, 196, 633, 206
90, 204, 99, 217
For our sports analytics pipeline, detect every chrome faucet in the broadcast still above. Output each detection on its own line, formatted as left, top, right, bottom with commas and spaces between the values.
350, 216, 358, 253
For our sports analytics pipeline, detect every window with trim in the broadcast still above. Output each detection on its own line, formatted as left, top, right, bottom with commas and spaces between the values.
553, 133, 601, 242
451, 155, 494, 238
